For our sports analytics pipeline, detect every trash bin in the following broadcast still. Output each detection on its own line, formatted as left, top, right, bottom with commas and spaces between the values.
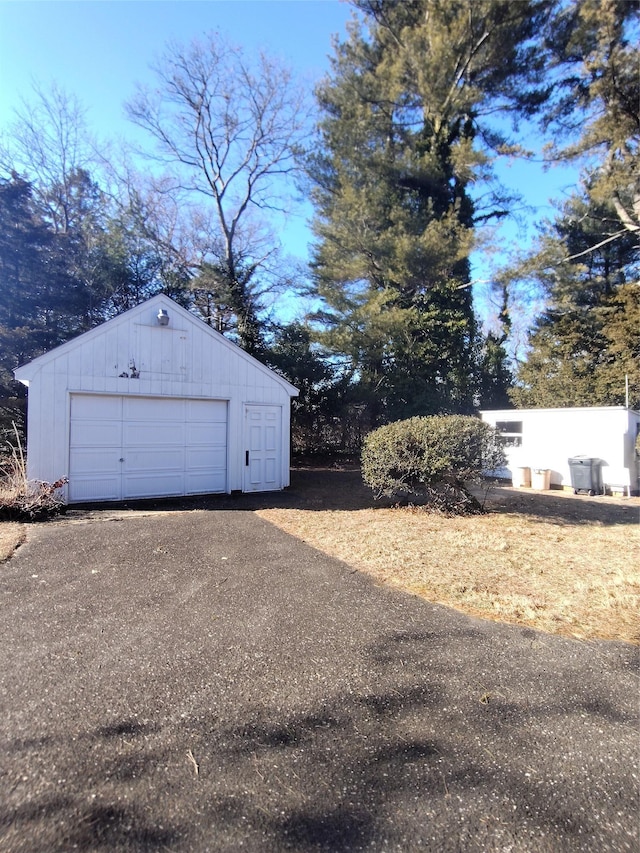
513, 466, 532, 488
568, 456, 603, 496
531, 468, 551, 490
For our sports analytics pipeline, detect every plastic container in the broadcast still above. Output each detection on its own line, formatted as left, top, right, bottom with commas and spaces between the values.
513, 466, 532, 488
531, 468, 551, 490
568, 457, 603, 496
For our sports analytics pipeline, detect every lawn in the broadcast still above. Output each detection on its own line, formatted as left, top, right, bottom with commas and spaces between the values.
257, 467, 640, 645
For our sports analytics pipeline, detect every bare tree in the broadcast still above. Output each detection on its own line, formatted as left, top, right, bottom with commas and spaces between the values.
126, 33, 311, 353
0, 82, 99, 235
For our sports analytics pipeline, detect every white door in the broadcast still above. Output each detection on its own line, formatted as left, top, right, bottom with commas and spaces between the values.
69, 395, 227, 502
243, 405, 282, 492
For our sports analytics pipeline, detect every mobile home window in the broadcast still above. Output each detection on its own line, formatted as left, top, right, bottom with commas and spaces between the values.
495, 420, 523, 447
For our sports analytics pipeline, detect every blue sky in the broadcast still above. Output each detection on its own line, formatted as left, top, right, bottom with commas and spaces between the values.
0, 1, 354, 270
0, 1, 352, 135
0, 0, 580, 329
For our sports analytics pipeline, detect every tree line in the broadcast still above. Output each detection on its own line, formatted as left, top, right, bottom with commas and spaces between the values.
1, 0, 638, 455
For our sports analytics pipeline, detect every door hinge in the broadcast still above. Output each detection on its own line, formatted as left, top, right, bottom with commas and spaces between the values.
245, 450, 249, 466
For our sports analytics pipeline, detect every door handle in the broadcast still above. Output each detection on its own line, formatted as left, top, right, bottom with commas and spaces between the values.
245, 451, 249, 466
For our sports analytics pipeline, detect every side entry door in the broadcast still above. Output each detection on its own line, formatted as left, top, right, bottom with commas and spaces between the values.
243, 405, 282, 492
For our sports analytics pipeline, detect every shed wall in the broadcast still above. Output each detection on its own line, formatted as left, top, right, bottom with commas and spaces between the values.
480, 407, 640, 494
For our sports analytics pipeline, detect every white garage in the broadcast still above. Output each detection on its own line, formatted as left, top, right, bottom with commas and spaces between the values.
15, 295, 298, 503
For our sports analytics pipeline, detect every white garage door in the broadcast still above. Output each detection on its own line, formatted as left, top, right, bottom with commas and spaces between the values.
69, 395, 227, 502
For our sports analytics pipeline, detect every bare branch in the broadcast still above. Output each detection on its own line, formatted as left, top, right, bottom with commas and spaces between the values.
124, 32, 312, 351
559, 228, 634, 262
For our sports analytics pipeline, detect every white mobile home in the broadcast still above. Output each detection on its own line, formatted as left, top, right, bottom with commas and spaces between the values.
14, 295, 298, 503
480, 407, 640, 496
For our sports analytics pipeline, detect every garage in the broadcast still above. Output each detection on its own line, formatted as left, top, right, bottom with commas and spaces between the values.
69, 395, 228, 502
14, 295, 298, 503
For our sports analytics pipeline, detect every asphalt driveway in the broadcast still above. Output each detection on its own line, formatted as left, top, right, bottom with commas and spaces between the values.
0, 505, 638, 852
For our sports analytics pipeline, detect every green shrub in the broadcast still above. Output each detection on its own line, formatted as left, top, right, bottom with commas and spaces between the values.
361, 415, 506, 513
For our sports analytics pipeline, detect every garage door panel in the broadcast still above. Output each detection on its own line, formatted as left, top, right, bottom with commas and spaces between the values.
123, 421, 184, 447
70, 449, 121, 476
186, 422, 226, 445
123, 397, 183, 420
71, 395, 121, 420
186, 470, 226, 495
123, 472, 184, 499
186, 447, 226, 469
187, 399, 227, 422
125, 448, 184, 472
70, 420, 121, 448
69, 476, 122, 503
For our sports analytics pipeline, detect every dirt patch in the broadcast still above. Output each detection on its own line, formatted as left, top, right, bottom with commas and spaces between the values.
257, 467, 640, 644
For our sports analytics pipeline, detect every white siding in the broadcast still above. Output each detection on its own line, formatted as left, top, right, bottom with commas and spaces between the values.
16, 296, 297, 501
481, 407, 640, 494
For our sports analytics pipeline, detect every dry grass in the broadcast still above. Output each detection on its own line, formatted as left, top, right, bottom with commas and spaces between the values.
257, 467, 640, 644
0, 426, 67, 521
0, 522, 25, 562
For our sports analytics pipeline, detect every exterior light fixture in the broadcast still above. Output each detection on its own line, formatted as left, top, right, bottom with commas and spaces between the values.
157, 309, 170, 326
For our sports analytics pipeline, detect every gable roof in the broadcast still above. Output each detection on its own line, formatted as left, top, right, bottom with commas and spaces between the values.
14, 294, 298, 396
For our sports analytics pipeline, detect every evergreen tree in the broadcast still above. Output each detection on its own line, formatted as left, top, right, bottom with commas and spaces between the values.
476, 282, 514, 410
0, 175, 86, 351
0, 175, 78, 438
511, 192, 640, 408
95, 193, 171, 318
506, 0, 639, 411
307, 0, 554, 424
43, 167, 117, 332
0, 84, 157, 330
544, 0, 639, 237
265, 322, 338, 455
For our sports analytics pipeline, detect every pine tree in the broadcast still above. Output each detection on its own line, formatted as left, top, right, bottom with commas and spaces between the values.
0, 176, 74, 438
511, 192, 640, 408
307, 0, 554, 424
544, 0, 639, 237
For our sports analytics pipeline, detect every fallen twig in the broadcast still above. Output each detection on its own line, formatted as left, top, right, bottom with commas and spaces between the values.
186, 749, 199, 776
